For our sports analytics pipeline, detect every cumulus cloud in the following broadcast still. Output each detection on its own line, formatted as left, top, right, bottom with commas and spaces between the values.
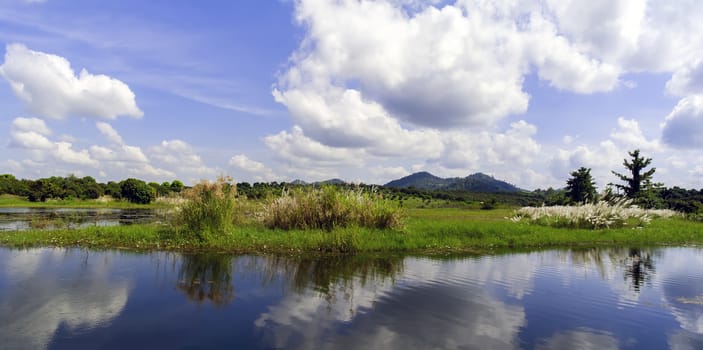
0, 44, 142, 120
264, 126, 364, 167
96, 122, 124, 144
273, 88, 443, 157
609, 117, 660, 151
662, 95, 703, 149
150, 139, 216, 179
440, 120, 541, 169
229, 154, 280, 182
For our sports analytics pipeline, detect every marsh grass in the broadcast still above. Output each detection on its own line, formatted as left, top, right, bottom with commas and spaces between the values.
174, 176, 240, 241
510, 200, 679, 229
263, 186, 403, 231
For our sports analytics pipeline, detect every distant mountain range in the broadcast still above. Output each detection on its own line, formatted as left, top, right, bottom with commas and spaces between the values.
383, 171, 522, 193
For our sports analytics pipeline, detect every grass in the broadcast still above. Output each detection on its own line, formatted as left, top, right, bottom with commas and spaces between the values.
2, 208, 703, 254
263, 186, 402, 231
0, 194, 168, 209
510, 200, 679, 229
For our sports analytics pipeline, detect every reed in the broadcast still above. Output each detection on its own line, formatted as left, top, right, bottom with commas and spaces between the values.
262, 186, 403, 231
174, 176, 239, 241
510, 199, 679, 229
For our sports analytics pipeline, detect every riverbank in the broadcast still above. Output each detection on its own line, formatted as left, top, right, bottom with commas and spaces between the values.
2, 208, 702, 254
0, 195, 170, 209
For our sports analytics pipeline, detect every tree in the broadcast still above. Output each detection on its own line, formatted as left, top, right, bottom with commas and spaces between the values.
170, 180, 184, 193
565, 167, 597, 203
611, 149, 657, 201
120, 178, 155, 204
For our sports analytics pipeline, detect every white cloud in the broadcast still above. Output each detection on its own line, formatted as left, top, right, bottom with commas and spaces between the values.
440, 120, 541, 169
229, 154, 280, 182
662, 95, 703, 149
53, 141, 97, 166
96, 122, 124, 144
150, 139, 216, 181
0, 43, 143, 120
264, 126, 364, 167
273, 88, 443, 158
609, 117, 660, 151
11, 117, 51, 135
229, 154, 266, 173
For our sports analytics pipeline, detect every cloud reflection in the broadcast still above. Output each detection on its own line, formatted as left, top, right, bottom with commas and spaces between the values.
0, 248, 130, 350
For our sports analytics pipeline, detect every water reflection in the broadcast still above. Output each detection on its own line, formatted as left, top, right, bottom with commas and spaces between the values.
177, 253, 234, 307
0, 207, 161, 231
0, 249, 130, 350
1, 247, 703, 349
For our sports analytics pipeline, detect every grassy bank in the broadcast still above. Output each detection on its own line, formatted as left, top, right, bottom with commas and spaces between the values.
0, 194, 169, 209
2, 208, 702, 254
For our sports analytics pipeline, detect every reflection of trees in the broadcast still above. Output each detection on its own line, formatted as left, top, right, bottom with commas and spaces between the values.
623, 248, 654, 292
177, 253, 234, 307
264, 255, 403, 299
568, 247, 656, 292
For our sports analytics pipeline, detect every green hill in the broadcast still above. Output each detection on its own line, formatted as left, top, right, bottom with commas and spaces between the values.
384, 172, 521, 193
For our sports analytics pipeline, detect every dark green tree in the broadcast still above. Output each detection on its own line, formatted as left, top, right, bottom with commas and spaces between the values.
565, 167, 597, 203
120, 178, 155, 204
611, 149, 657, 200
170, 180, 185, 193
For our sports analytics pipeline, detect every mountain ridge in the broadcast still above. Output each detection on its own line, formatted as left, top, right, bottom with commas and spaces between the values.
384, 171, 522, 193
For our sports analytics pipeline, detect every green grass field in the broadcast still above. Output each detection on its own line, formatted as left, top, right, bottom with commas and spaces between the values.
2, 207, 702, 254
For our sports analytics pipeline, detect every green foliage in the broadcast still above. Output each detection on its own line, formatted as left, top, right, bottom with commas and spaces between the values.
611, 150, 660, 207
565, 167, 597, 204
120, 178, 156, 204
170, 180, 185, 193
480, 197, 498, 210
175, 177, 238, 242
263, 186, 403, 231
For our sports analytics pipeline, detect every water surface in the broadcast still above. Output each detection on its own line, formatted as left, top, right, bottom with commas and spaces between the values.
0, 207, 161, 231
1, 247, 702, 349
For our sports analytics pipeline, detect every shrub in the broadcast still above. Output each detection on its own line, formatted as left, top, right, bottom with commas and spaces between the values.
263, 186, 403, 231
175, 177, 238, 241
510, 199, 678, 229
120, 178, 155, 204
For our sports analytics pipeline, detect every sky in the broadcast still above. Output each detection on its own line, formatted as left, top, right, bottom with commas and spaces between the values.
1, 0, 702, 190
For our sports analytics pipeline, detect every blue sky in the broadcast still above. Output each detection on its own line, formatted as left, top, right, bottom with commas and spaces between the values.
1, 0, 702, 190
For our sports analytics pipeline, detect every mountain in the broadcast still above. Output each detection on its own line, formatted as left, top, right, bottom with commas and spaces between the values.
384, 171, 452, 190
384, 172, 521, 193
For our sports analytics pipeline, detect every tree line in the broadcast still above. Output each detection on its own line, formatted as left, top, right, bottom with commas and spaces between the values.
0, 174, 184, 204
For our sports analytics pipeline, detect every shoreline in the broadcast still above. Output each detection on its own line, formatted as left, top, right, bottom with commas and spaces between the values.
2, 213, 702, 254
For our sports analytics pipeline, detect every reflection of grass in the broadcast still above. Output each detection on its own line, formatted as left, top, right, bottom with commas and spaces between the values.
2, 208, 703, 253
177, 253, 234, 307
677, 296, 703, 305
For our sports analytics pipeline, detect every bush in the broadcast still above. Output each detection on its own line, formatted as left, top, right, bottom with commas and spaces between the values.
263, 186, 403, 231
120, 178, 155, 204
175, 177, 238, 241
510, 199, 678, 229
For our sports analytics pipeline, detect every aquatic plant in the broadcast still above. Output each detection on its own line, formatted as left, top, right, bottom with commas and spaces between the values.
510, 199, 678, 229
262, 186, 403, 231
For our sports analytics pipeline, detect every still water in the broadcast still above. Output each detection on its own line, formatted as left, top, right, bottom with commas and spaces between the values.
0, 208, 160, 231
0, 247, 702, 349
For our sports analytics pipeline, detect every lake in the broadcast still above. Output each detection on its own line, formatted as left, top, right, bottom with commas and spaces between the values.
0, 208, 162, 231
0, 247, 701, 349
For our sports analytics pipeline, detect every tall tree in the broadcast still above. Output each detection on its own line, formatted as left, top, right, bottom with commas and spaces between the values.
565, 167, 597, 203
611, 149, 656, 199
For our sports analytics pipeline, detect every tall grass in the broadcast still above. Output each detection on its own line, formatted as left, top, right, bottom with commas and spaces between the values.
510, 199, 679, 229
174, 176, 238, 241
263, 186, 403, 231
